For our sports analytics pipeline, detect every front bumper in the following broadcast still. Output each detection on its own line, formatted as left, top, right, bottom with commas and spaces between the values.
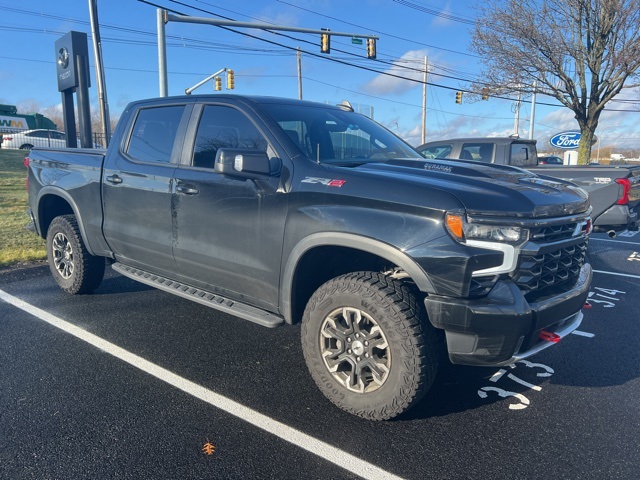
424, 263, 592, 366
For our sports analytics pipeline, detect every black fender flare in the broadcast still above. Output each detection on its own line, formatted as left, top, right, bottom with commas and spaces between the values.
280, 232, 435, 324
36, 186, 96, 256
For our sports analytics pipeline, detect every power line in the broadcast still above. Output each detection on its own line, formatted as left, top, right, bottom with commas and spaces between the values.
147, 1, 504, 97
2, 3, 637, 115
0, 4, 489, 90
274, 0, 480, 58
392, 0, 476, 25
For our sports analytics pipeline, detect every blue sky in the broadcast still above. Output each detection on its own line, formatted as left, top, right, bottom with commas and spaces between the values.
1, 0, 639, 151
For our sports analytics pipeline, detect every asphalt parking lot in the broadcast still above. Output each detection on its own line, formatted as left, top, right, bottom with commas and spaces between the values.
1, 229, 638, 480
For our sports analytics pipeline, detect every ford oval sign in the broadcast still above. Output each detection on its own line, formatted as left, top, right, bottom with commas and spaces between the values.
549, 131, 581, 149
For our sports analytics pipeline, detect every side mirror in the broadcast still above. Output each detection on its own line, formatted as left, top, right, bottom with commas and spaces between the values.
214, 148, 278, 179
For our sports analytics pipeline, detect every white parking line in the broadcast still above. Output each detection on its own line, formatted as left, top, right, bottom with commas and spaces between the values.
0, 289, 405, 480
593, 270, 640, 279
589, 237, 639, 245
571, 330, 595, 338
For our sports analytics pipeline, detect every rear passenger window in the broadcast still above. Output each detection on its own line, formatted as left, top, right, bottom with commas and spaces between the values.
460, 143, 494, 162
126, 105, 185, 163
192, 105, 268, 168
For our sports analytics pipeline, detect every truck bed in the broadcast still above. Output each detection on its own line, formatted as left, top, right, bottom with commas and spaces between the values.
530, 164, 640, 231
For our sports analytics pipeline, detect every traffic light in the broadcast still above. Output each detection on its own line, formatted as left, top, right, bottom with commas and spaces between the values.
320, 29, 330, 54
226, 69, 235, 90
455, 91, 463, 104
366, 38, 376, 59
214, 76, 222, 91
482, 87, 489, 100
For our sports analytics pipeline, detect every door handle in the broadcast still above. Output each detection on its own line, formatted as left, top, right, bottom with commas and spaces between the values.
106, 174, 123, 184
176, 185, 199, 195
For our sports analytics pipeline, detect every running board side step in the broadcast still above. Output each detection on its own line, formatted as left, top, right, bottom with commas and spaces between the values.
112, 263, 283, 328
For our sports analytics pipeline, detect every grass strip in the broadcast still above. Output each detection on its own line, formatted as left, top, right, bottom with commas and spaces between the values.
0, 149, 46, 267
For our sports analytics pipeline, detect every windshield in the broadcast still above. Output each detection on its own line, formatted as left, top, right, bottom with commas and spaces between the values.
260, 103, 421, 165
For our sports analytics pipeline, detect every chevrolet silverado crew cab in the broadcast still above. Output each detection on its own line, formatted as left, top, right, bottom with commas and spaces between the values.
27, 95, 592, 420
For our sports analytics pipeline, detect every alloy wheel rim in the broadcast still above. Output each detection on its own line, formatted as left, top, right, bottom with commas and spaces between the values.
319, 306, 391, 393
52, 232, 74, 279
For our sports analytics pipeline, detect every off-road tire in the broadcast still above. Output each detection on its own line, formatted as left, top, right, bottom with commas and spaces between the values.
301, 271, 440, 420
46, 215, 105, 294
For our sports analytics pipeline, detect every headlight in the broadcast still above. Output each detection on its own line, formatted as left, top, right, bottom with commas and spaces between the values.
445, 212, 528, 245
465, 224, 524, 243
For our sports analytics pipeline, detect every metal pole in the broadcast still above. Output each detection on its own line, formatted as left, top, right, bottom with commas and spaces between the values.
166, 14, 379, 39
297, 48, 303, 100
88, 0, 111, 146
421, 56, 427, 144
529, 81, 537, 140
61, 91, 77, 148
76, 54, 93, 148
185, 68, 226, 95
513, 86, 522, 137
157, 9, 168, 97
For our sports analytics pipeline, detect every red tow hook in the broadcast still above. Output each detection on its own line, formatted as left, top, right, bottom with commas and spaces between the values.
583, 301, 592, 309
539, 330, 561, 343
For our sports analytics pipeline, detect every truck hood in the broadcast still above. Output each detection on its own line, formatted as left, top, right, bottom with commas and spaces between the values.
354, 158, 590, 218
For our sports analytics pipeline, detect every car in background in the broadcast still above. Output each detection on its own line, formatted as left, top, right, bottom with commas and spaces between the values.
0, 129, 66, 150
538, 155, 564, 165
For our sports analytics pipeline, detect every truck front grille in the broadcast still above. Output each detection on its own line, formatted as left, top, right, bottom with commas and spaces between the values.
530, 222, 580, 242
512, 239, 588, 299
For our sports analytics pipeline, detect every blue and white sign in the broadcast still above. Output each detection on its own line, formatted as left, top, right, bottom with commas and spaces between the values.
549, 131, 581, 149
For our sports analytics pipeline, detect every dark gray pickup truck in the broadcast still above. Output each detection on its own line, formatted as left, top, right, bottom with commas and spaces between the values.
418, 137, 640, 235
27, 95, 592, 420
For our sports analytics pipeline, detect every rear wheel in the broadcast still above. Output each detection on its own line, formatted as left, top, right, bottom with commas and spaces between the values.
19, 144, 34, 150
46, 215, 105, 294
301, 271, 440, 420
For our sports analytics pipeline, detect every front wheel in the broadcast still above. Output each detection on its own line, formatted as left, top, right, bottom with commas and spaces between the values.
46, 215, 105, 294
301, 272, 440, 420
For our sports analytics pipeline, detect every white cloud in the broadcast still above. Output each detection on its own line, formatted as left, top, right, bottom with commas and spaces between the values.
431, 2, 455, 27
363, 49, 430, 96
540, 108, 578, 132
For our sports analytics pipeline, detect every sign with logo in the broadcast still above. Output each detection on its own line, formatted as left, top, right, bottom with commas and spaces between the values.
0, 115, 28, 131
55, 31, 90, 92
549, 131, 581, 149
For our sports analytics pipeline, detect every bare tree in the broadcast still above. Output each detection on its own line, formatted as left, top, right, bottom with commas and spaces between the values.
471, 0, 640, 164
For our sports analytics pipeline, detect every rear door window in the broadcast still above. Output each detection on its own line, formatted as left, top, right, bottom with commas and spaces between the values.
126, 105, 186, 163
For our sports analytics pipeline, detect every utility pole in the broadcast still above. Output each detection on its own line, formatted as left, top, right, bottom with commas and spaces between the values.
513, 86, 522, 137
528, 81, 537, 140
157, 9, 168, 97
297, 48, 303, 100
421, 56, 428, 144
88, 0, 111, 146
